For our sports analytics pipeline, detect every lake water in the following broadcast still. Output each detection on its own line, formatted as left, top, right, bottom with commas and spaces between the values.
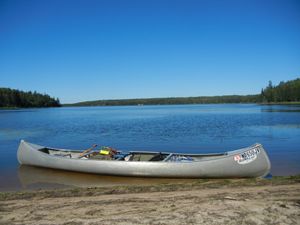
1, 104, 300, 191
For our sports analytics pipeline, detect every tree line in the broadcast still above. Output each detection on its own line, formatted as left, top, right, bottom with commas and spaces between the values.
261, 78, 300, 103
0, 88, 61, 108
1, 77, 299, 108
68, 94, 261, 106
68, 77, 300, 106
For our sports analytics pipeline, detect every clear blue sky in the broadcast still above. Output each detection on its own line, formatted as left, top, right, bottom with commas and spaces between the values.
0, 0, 299, 103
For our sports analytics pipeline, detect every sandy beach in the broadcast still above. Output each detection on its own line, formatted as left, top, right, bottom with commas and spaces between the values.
1, 176, 300, 225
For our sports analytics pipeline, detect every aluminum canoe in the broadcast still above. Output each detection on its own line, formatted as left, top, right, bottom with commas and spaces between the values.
17, 140, 271, 178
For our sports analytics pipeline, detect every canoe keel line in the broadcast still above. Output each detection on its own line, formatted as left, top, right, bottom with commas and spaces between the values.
17, 140, 271, 178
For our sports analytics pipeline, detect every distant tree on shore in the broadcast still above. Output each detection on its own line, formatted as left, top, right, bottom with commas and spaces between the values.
67, 77, 300, 106
2, 78, 299, 108
261, 78, 300, 102
67, 94, 261, 107
0, 88, 61, 108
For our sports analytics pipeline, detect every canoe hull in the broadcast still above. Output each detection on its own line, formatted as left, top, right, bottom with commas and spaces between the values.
17, 140, 271, 178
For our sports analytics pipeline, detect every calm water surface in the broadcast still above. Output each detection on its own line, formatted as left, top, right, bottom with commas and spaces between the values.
1, 104, 300, 191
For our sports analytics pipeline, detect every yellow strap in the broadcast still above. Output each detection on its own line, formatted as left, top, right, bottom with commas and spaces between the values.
99, 150, 110, 155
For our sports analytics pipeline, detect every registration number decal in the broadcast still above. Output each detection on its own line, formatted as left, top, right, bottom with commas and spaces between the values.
234, 148, 260, 164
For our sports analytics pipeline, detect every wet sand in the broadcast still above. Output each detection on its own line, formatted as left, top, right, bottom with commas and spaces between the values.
0, 176, 300, 225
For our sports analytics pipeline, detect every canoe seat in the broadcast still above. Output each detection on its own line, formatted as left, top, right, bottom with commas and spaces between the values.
149, 153, 165, 161
54, 153, 72, 158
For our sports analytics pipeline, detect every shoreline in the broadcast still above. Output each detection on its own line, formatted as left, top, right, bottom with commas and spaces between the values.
0, 102, 300, 111
2, 102, 300, 110
1, 101, 299, 110
1, 175, 299, 225
1, 175, 300, 200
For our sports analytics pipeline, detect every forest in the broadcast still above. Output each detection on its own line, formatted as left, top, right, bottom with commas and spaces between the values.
68, 78, 300, 106
0, 88, 61, 108
1, 78, 299, 108
68, 94, 261, 106
261, 78, 300, 102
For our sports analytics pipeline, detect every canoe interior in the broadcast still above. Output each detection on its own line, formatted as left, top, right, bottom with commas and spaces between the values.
38, 147, 228, 162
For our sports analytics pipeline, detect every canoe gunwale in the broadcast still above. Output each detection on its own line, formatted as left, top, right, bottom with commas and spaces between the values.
20, 140, 265, 164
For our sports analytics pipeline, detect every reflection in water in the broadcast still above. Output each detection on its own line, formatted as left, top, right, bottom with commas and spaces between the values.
261, 105, 300, 113
18, 165, 195, 190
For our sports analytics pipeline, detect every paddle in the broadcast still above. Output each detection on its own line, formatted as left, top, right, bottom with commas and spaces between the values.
79, 144, 98, 157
